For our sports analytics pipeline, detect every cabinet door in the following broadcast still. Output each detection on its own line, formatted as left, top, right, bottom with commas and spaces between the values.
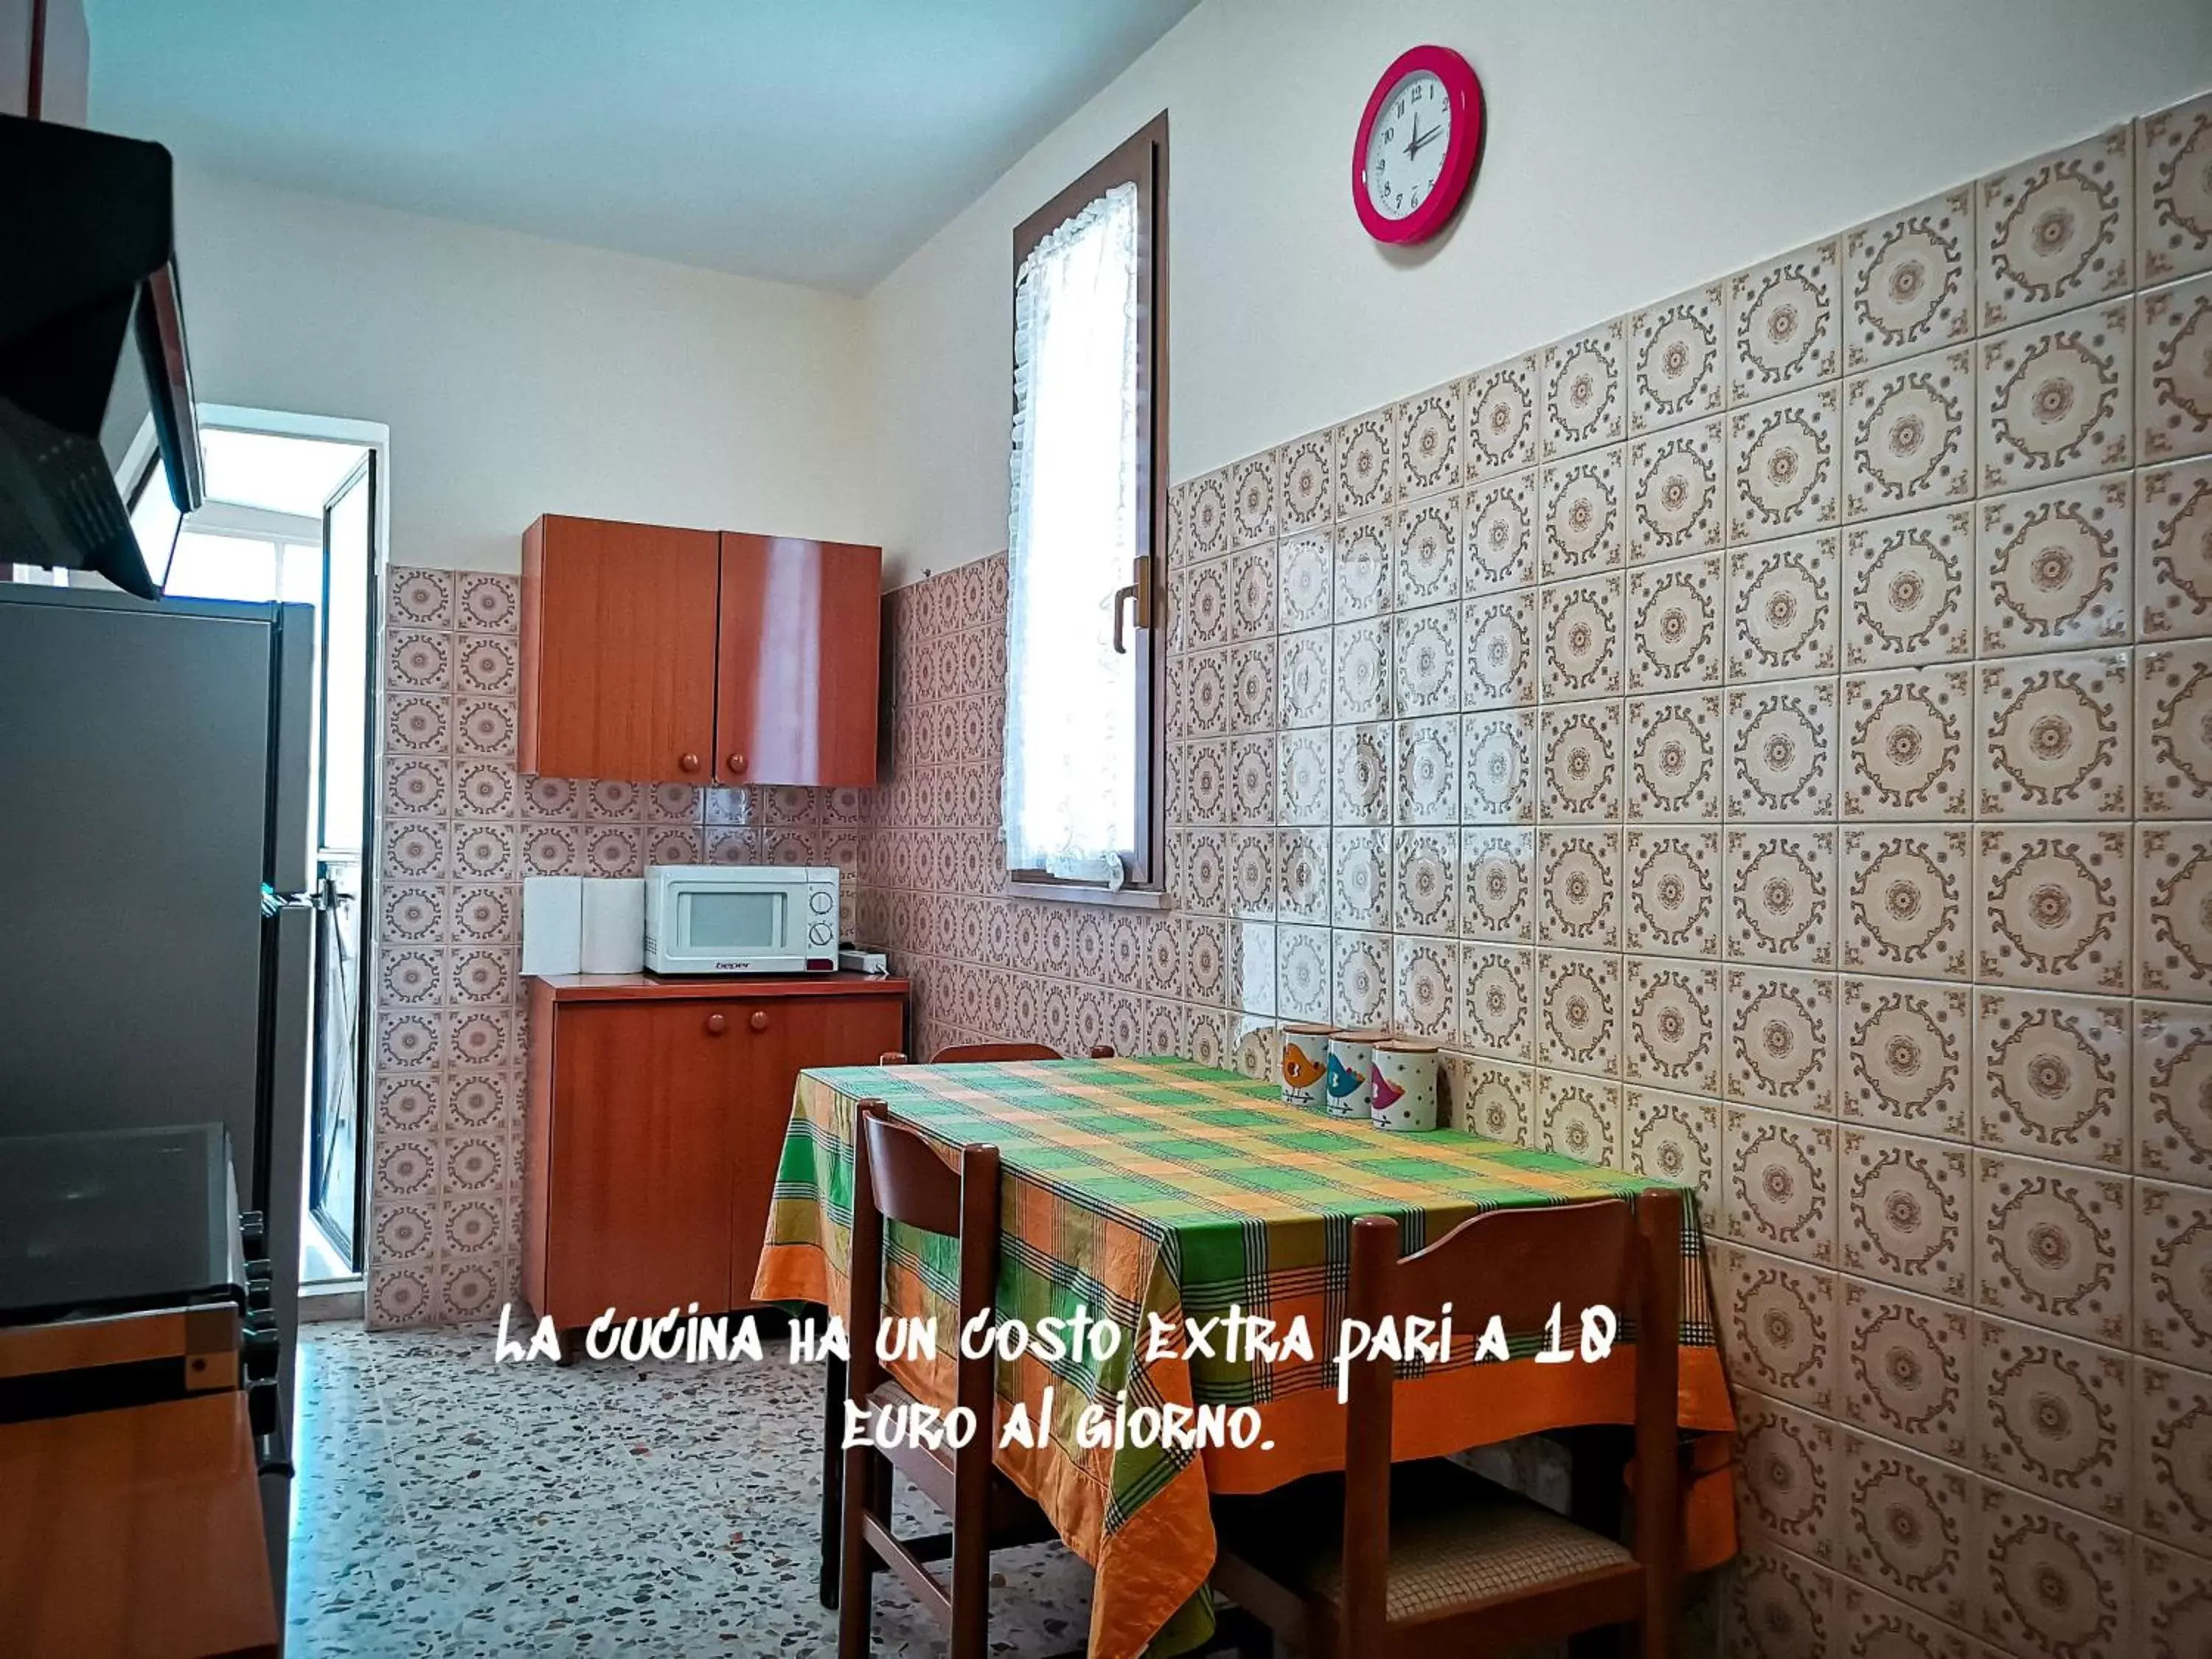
714, 534, 882, 788
729, 992, 906, 1306
545, 1001, 736, 1328
521, 515, 720, 783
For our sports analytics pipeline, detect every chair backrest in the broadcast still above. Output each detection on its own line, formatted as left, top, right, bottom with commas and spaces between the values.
848, 1101, 1002, 1498
880, 1043, 1119, 1066
1338, 1192, 1683, 1652
930, 1042, 1062, 1064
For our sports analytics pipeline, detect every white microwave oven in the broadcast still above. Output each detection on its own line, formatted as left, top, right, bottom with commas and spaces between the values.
643, 865, 840, 975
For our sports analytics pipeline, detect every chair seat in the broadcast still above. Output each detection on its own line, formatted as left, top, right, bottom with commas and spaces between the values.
1212, 1458, 1635, 1624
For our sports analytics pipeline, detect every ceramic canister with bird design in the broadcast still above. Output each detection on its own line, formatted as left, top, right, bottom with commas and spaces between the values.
1324, 1028, 1385, 1119
1279, 1023, 1335, 1109
1371, 1040, 1440, 1131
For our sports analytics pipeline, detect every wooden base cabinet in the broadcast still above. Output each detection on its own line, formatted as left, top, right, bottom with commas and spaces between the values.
522, 973, 906, 1334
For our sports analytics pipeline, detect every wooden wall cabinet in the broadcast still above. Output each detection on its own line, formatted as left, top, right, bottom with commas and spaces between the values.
518, 514, 881, 787
521, 973, 906, 1333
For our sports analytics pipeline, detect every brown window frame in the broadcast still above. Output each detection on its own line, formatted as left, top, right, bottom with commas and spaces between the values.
1002, 112, 1169, 898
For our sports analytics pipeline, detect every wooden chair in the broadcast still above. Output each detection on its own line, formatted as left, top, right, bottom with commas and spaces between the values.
875, 1043, 1116, 1065
1208, 1192, 1684, 1659
838, 1100, 1057, 1658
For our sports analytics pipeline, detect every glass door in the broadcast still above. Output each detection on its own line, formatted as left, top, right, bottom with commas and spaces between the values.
306, 453, 378, 1274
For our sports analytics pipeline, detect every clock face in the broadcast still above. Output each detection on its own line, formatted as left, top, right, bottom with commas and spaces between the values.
1362, 69, 1452, 223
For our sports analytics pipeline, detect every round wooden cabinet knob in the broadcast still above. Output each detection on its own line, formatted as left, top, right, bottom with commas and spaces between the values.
704, 1013, 728, 1035
748, 1010, 769, 1032
678, 753, 702, 773
727, 751, 746, 773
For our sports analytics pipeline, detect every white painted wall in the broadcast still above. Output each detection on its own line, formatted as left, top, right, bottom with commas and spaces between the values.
862, 0, 2212, 587
173, 168, 873, 574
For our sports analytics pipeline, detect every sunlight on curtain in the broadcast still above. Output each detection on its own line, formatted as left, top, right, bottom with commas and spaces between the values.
1003, 182, 1141, 882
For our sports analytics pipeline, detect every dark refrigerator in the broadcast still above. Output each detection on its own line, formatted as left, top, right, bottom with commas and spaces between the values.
0, 580, 314, 1579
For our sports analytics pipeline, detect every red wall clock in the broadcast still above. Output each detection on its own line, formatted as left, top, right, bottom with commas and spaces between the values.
1352, 44, 1485, 245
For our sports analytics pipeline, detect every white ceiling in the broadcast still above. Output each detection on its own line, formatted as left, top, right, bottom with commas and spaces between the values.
83, 0, 1195, 293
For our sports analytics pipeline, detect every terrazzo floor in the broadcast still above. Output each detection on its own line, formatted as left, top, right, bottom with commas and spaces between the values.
287, 1321, 1096, 1657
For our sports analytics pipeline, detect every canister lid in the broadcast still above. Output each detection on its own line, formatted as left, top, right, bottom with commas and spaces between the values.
1374, 1038, 1439, 1053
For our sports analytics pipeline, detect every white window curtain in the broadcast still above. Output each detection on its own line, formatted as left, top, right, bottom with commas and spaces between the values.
1002, 181, 1142, 883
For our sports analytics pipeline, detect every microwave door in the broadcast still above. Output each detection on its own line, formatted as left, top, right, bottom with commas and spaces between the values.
684, 887, 788, 954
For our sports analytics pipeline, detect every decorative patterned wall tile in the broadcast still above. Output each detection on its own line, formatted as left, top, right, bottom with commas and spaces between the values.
1537, 1071, 1621, 1166
1980, 127, 2135, 331
1627, 827, 1722, 957
2136, 1177, 2212, 1360
1627, 551, 1725, 692
1538, 948, 1620, 1078
1973, 987, 2132, 1170
1978, 1151, 2132, 1346
1392, 380, 1462, 501
1461, 707, 1538, 823
1465, 355, 1541, 479
1731, 385, 1843, 544
1976, 476, 2133, 656
1979, 301, 2134, 493
1718, 1242, 1837, 1413
1846, 188, 1978, 372
1460, 827, 1534, 944
1462, 467, 1539, 593
1278, 529, 1334, 632
1624, 1084, 1722, 1225
2139, 92, 2212, 286
1842, 506, 1975, 669
1627, 417, 1725, 562
1841, 825, 1970, 980
1732, 240, 1841, 402
2139, 271, 2212, 464
1538, 445, 1626, 578
1976, 1315, 2133, 1523
2134, 1000, 2212, 1184
2138, 456, 2212, 641
1725, 1541, 1836, 1658
1975, 825, 2132, 995
1629, 282, 1728, 433
1393, 493, 1461, 609
1336, 411, 1394, 518
1725, 828, 1836, 969
1538, 572, 1624, 699
1537, 698, 1621, 822
1276, 430, 1334, 530
1460, 589, 1536, 709
2138, 640, 2212, 815
1840, 975, 1971, 1141
1975, 650, 2134, 818
1625, 956, 1721, 1094
1840, 1279, 1972, 1463
2138, 821, 2212, 999
1840, 1124, 1971, 1298
1840, 1432, 1975, 1627
1542, 319, 1626, 459
1841, 666, 1972, 821
1737, 1391, 1840, 1561
1978, 1481, 2132, 1659
1731, 532, 1840, 681
1847, 342, 1978, 540
1627, 692, 1724, 822
1725, 965, 1838, 1115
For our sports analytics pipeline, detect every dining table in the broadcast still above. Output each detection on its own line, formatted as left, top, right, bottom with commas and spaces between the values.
752, 1054, 1738, 1659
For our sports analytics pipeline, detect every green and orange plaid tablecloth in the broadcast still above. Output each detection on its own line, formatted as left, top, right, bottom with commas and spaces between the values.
753, 1056, 1737, 1659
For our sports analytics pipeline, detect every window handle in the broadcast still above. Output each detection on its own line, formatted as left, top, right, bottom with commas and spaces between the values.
1111, 556, 1155, 655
